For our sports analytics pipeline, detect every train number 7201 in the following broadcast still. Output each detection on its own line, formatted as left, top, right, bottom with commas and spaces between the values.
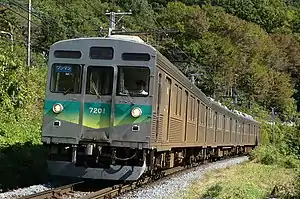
89, 107, 106, 114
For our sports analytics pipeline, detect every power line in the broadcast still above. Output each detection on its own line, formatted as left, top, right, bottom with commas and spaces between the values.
82, 0, 115, 24
3, 4, 39, 26
9, 0, 42, 21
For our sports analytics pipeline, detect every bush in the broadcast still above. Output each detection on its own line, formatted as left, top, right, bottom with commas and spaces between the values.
250, 144, 300, 169
250, 144, 280, 165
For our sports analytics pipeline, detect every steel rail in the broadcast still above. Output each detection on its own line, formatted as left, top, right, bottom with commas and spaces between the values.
18, 181, 84, 199
81, 165, 205, 198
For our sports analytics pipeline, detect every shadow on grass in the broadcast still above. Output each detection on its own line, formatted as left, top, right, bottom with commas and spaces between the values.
201, 183, 223, 199
0, 142, 48, 192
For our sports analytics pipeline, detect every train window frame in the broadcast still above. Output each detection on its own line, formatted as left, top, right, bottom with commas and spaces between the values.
89, 47, 114, 60
54, 50, 82, 59
121, 53, 151, 61
117, 66, 150, 97
85, 66, 114, 96
200, 103, 205, 125
174, 84, 179, 115
49, 63, 83, 94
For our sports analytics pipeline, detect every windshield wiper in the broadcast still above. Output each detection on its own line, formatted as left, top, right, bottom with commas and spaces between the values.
63, 88, 72, 95
121, 89, 135, 105
91, 81, 101, 99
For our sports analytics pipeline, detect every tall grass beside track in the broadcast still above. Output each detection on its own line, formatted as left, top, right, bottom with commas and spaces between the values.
181, 160, 299, 199
179, 143, 300, 199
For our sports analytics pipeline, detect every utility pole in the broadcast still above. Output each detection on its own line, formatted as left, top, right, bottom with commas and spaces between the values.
271, 107, 275, 144
27, 0, 31, 67
105, 10, 132, 36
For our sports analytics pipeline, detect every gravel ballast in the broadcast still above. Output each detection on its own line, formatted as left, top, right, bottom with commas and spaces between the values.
0, 184, 53, 199
117, 156, 248, 199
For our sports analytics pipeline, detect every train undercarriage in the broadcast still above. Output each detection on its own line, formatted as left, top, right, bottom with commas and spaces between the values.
45, 142, 255, 181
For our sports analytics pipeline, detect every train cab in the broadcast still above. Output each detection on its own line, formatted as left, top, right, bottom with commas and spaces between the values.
42, 35, 156, 180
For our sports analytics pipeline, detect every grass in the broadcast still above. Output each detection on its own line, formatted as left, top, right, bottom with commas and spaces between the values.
178, 161, 298, 199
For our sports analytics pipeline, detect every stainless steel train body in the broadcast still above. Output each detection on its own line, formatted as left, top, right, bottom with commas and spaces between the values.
42, 35, 261, 181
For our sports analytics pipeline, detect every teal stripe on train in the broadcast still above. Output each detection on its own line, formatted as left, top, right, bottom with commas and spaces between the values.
44, 100, 152, 128
113, 104, 152, 126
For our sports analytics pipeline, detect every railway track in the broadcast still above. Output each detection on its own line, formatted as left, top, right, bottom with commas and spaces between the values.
18, 181, 84, 199
17, 155, 245, 199
16, 165, 191, 199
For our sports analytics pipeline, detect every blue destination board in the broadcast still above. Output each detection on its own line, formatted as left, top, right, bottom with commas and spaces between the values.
56, 65, 72, 73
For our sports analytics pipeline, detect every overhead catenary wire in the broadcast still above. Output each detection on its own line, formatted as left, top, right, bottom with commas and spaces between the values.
9, 0, 43, 22
82, 0, 116, 24
2, 3, 39, 27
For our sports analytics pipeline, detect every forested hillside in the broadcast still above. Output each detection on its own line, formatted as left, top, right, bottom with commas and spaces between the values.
1, 0, 300, 192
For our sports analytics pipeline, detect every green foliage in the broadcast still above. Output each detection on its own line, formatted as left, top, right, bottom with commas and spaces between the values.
250, 121, 300, 169
0, 40, 46, 190
214, 0, 289, 32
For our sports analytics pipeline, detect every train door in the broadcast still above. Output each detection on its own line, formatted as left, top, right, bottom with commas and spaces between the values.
205, 106, 208, 144
235, 120, 238, 144
163, 77, 172, 142
155, 73, 162, 141
81, 65, 114, 140
183, 91, 189, 142
229, 118, 232, 144
223, 115, 226, 144
196, 100, 200, 142
214, 111, 218, 143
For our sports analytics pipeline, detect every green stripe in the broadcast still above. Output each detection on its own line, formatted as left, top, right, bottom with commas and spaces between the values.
44, 100, 152, 129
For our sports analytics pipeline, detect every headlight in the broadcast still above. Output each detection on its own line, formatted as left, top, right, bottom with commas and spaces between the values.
53, 103, 63, 113
131, 107, 142, 118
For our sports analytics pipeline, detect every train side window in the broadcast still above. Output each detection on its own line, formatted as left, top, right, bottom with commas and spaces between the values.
174, 85, 182, 116
188, 96, 191, 120
178, 87, 182, 116
90, 47, 114, 60
122, 53, 150, 61
229, 118, 232, 142
155, 73, 162, 140
248, 124, 251, 135
117, 66, 150, 97
223, 115, 226, 131
50, 63, 82, 94
157, 74, 162, 107
86, 66, 113, 95
201, 103, 205, 125
54, 50, 81, 59
191, 96, 195, 121
197, 100, 200, 121
174, 84, 178, 115
211, 109, 214, 128
219, 114, 221, 129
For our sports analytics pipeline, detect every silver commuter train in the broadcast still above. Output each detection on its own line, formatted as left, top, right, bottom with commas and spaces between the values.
42, 35, 260, 181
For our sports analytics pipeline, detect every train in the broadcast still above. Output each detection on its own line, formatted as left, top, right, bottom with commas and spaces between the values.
41, 35, 261, 181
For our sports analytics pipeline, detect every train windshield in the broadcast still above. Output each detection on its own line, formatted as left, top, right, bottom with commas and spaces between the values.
117, 66, 150, 97
86, 66, 114, 95
50, 64, 82, 94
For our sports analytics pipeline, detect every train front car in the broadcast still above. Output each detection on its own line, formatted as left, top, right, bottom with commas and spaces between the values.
42, 35, 156, 181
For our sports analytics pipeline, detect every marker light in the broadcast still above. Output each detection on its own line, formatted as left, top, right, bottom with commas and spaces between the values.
53, 103, 64, 114
131, 107, 142, 118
